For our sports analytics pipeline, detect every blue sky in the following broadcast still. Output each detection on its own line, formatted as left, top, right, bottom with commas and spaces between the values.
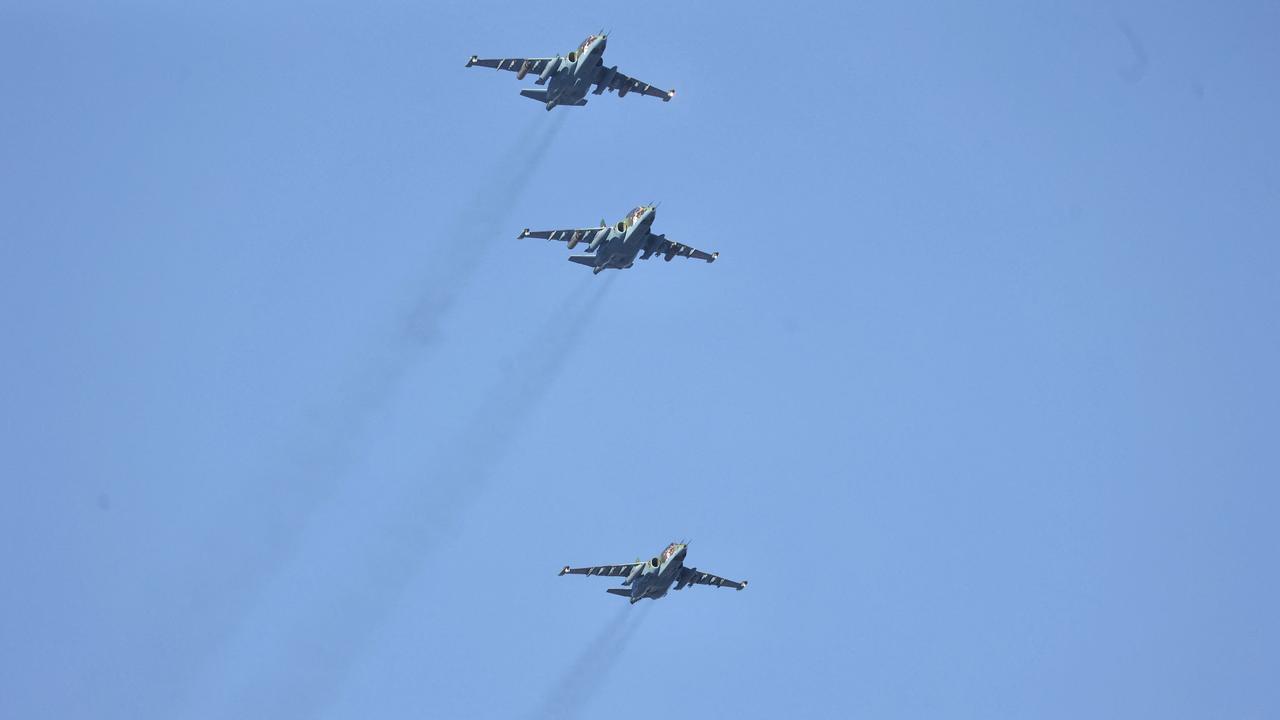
2, 1, 1278, 718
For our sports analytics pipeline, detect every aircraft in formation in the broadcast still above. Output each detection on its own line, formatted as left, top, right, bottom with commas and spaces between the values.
560, 542, 747, 604
467, 32, 675, 111
519, 204, 717, 274
470, 38, 743, 600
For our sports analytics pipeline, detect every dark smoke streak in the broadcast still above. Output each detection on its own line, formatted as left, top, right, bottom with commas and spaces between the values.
403, 115, 566, 347
1116, 20, 1149, 84
176, 116, 568, 717
200, 277, 617, 719
532, 603, 652, 720
332, 114, 567, 438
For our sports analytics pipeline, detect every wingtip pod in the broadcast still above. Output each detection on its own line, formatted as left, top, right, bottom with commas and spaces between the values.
664, 89, 675, 102
518, 228, 530, 239
559, 565, 570, 576
709, 252, 719, 264
739, 580, 748, 590
466, 55, 477, 67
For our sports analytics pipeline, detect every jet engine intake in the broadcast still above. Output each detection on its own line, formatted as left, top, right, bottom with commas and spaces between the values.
616, 220, 627, 233
649, 556, 660, 569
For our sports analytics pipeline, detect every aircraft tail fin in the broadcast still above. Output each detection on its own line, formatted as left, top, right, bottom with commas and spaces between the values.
567, 255, 599, 268
605, 588, 632, 599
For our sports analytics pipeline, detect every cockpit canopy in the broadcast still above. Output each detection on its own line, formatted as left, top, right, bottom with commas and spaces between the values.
628, 206, 648, 223
660, 542, 682, 561
576, 35, 599, 55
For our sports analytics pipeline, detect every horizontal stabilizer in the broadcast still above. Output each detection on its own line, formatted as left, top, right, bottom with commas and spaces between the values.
605, 588, 632, 598
567, 255, 599, 268
518, 89, 586, 106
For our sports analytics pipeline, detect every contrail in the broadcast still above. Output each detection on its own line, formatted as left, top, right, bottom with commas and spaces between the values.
532, 603, 652, 720
183, 277, 617, 719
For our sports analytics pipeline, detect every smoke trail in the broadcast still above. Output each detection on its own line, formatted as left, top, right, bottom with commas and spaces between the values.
174, 116, 568, 717
403, 114, 566, 347
185, 277, 617, 719
334, 114, 566, 430
1115, 20, 1149, 84
532, 603, 652, 720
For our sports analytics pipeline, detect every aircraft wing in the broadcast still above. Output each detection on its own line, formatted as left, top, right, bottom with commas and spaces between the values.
466, 56, 556, 77
682, 568, 748, 590
648, 234, 718, 263
519, 226, 609, 247
559, 562, 641, 578
599, 67, 675, 101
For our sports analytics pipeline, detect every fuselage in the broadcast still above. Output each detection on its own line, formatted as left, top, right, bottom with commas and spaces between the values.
545, 35, 608, 105
624, 542, 688, 603
590, 205, 657, 271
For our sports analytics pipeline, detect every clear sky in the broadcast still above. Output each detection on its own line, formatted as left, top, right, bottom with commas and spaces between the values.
2, 1, 1278, 718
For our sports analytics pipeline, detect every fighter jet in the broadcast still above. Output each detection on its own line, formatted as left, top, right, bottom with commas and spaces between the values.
466, 33, 675, 111
519, 204, 717, 274
559, 542, 747, 604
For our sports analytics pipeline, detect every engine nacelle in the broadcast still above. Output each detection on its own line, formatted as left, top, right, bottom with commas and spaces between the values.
675, 567, 694, 590
595, 65, 618, 95
537, 57, 560, 84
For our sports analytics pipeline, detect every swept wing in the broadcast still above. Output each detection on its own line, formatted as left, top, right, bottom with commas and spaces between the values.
648, 234, 718, 263
680, 567, 748, 590
560, 562, 642, 579
598, 66, 675, 101
519, 226, 609, 250
467, 56, 556, 80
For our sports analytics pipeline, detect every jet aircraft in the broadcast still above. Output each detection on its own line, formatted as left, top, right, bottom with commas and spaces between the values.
466, 33, 674, 111
559, 542, 747, 604
519, 204, 717, 274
